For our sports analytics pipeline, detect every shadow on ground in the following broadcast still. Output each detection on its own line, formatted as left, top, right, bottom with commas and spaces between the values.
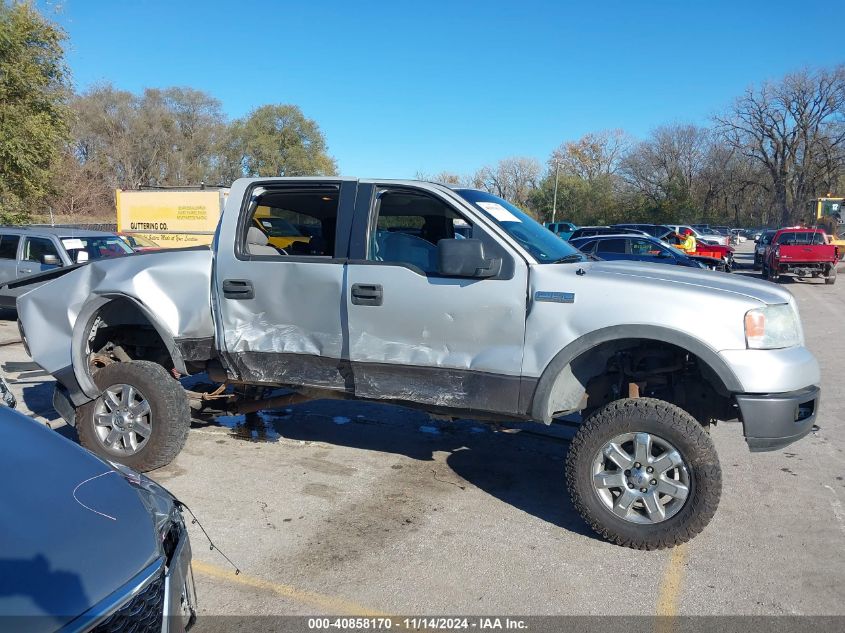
198, 398, 595, 540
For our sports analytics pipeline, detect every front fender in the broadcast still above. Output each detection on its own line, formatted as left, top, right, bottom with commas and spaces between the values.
527, 324, 744, 423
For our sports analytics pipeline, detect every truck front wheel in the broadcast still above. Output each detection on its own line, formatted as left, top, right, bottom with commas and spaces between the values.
76, 360, 191, 472
565, 398, 721, 549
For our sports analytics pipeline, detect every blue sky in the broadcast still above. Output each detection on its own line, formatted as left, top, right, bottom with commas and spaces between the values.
45, 0, 841, 178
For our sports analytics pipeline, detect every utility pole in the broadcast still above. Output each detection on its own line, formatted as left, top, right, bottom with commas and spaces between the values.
551, 160, 560, 224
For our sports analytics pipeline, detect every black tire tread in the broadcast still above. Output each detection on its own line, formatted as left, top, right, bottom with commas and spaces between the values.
77, 361, 190, 472
565, 398, 721, 550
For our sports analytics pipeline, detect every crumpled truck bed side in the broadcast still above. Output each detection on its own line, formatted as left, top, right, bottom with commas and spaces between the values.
17, 249, 215, 399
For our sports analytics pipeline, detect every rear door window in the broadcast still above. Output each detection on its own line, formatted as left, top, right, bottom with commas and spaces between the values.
245, 186, 341, 257
596, 238, 627, 255
0, 235, 20, 260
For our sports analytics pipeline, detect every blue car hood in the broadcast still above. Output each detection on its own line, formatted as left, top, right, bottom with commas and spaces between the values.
0, 409, 159, 628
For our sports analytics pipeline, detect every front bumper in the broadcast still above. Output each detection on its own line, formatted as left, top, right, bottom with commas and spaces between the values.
736, 385, 819, 452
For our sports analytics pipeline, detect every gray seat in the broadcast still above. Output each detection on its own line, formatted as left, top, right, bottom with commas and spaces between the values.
247, 227, 282, 256
376, 231, 437, 273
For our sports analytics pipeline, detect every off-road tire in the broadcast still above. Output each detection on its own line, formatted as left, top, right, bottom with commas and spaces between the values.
77, 361, 190, 472
826, 266, 837, 285
565, 398, 721, 550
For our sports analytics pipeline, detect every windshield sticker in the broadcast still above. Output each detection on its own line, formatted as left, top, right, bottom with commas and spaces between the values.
62, 238, 85, 250
476, 202, 521, 223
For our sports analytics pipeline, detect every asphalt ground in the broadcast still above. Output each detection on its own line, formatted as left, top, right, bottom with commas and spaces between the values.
1, 240, 843, 625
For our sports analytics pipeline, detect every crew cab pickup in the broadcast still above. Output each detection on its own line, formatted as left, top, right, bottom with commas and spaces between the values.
762, 228, 838, 284
16, 178, 822, 549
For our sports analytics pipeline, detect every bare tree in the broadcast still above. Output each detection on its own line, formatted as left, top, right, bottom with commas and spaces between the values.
716, 66, 845, 225
622, 124, 710, 209
414, 170, 467, 186
472, 157, 541, 208
550, 129, 631, 182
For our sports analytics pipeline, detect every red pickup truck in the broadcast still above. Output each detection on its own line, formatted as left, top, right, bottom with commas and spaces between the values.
763, 228, 838, 284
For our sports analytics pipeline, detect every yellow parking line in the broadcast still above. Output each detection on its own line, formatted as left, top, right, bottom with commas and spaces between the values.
656, 542, 688, 622
192, 560, 386, 616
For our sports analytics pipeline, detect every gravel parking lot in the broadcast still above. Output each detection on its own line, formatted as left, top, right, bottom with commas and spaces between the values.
2, 241, 844, 620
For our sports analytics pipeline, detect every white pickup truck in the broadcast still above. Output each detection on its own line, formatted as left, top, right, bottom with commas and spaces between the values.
17, 178, 821, 549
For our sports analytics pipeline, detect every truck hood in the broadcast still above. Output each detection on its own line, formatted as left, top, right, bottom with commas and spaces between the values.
583, 260, 793, 305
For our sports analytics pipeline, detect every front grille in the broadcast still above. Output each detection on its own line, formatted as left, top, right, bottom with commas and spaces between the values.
92, 571, 165, 633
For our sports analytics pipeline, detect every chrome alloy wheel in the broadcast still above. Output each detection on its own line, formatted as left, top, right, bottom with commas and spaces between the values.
591, 432, 691, 524
93, 383, 152, 456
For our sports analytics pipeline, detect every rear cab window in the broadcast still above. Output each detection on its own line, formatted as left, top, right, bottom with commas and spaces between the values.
776, 231, 826, 246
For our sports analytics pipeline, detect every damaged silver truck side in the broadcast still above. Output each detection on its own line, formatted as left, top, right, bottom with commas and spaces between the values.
17, 178, 821, 549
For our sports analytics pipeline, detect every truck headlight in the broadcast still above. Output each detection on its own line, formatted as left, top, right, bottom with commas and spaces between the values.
744, 305, 800, 349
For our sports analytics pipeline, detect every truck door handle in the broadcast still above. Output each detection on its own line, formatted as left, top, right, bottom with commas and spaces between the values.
222, 279, 254, 300
351, 283, 383, 306
19, 268, 32, 274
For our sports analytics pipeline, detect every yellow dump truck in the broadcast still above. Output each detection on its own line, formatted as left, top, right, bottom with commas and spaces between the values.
115, 188, 229, 249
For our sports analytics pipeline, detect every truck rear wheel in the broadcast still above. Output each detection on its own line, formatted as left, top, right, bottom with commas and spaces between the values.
77, 361, 190, 472
826, 266, 836, 285
565, 398, 721, 550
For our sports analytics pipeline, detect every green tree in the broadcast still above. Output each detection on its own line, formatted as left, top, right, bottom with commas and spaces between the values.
229, 104, 337, 177
0, 1, 70, 222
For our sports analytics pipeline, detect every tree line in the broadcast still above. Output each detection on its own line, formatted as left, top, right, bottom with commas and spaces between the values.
2, 2, 844, 227
422, 66, 845, 229
0, 1, 336, 223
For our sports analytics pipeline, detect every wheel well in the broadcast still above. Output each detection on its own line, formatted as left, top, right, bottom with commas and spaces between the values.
535, 338, 736, 425
86, 298, 176, 376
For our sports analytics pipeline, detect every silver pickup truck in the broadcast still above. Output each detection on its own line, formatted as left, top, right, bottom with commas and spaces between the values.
17, 178, 821, 549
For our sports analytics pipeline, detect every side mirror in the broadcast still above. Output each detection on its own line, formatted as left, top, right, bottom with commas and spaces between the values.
437, 239, 502, 278
42, 254, 61, 266
658, 250, 672, 258
75, 251, 89, 264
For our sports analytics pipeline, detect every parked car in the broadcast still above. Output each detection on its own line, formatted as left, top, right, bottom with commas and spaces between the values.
730, 229, 747, 244
568, 226, 648, 240
688, 225, 730, 246
17, 178, 820, 550
0, 228, 134, 309
0, 406, 196, 631
545, 221, 577, 240
658, 229, 735, 271
712, 226, 738, 245
753, 230, 777, 270
762, 228, 839, 284
118, 233, 162, 252
570, 234, 724, 270
609, 223, 671, 238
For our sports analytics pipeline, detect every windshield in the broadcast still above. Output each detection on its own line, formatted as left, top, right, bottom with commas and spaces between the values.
61, 236, 133, 261
455, 189, 582, 263
123, 234, 159, 248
